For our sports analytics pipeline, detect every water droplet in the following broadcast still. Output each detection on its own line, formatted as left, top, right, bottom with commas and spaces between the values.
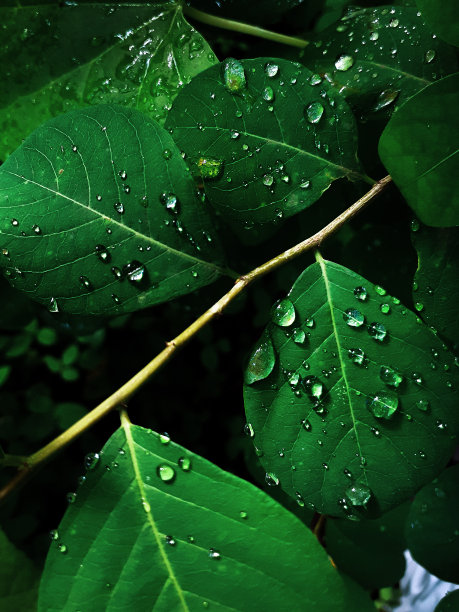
111, 266, 122, 280
305, 317, 315, 328
142, 500, 151, 513
424, 50, 436, 64
244, 423, 255, 437
348, 348, 366, 365
368, 322, 387, 341
223, 58, 246, 93
373, 89, 400, 112
292, 329, 306, 344
48, 297, 59, 313
58, 544, 68, 554
335, 54, 354, 71
305, 102, 324, 124
265, 62, 279, 77
343, 308, 365, 327
95, 244, 111, 263
353, 286, 368, 301
380, 366, 403, 388
374, 285, 387, 296
84, 452, 100, 471
165, 535, 176, 546
114, 202, 125, 214
157, 464, 176, 483
411, 219, 420, 232
415, 302, 424, 312
411, 372, 423, 385
239, 510, 248, 519
197, 157, 224, 180
416, 399, 430, 412
436, 420, 448, 432
49, 529, 59, 541
160, 192, 179, 214
302, 419, 312, 432
244, 333, 276, 385
303, 375, 324, 400
177, 457, 191, 472
262, 174, 274, 187
346, 483, 372, 506
262, 86, 275, 102
159, 432, 170, 444
71, 145, 78, 153
66, 492, 77, 504
380, 303, 391, 314
162, 149, 173, 160
119, 170, 127, 180
366, 391, 398, 419
79, 275, 93, 290
265, 472, 279, 486
323, 463, 329, 470
272, 298, 295, 327
32, 224, 42, 235
124, 261, 146, 284
309, 74, 322, 86
208, 548, 221, 560
370, 31, 379, 41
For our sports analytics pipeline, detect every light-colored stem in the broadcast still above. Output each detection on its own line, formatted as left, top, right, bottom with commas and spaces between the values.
12, 177, 391, 487
183, 5, 309, 48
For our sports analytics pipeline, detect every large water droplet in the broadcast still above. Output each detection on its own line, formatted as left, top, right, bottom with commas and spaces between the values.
95, 244, 111, 263
346, 483, 372, 506
366, 391, 398, 419
335, 54, 354, 71
197, 157, 224, 180
124, 261, 146, 284
157, 464, 176, 483
368, 322, 387, 341
416, 399, 430, 412
223, 58, 246, 93
265, 62, 279, 78
373, 89, 400, 112
272, 298, 296, 327
178, 457, 192, 472
353, 286, 368, 301
343, 309, 365, 327
305, 102, 324, 124
244, 333, 276, 385
348, 348, 366, 366
262, 86, 275, 102
265, 472, 279, 486
380, 366, 403, 388
292, 329, 306, 344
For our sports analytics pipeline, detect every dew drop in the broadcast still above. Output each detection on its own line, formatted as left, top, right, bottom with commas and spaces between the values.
157, 464, 176, 483
416, 399, 430, 412
262, 86, 275, 102
11, 219, 19, 227
119, 170, 127, 180
305, 317, 315, 328
160, 192, 179, 214
302, 419, 312, 432
49, 529, 59, 541
223, 58, 246, 93
165, 535, 176, 546
353, 286, 368, 301
335, 54, 354, 71
305, 102, 324, 124
49, 297, 59, 313
95, 244, 111, 263
244, 332, 276, 385
368, 322, 387, 341
272, 298, 296, 327
366, 391, 398, 419
159, 432, 171, 445
263, 174, 274, 187
348, 348, 366, 366
343, 308, 365, 327
244, 423, 255, 437
425, 49, 436, 63
84, 452, 100, 471
292, 329, 306, 344
373, 89, 400, 112
346, 483, 371, 506
197, 157, 224, 180
66, 492, 77, 504
265, 62, 279, 77
79, 275, 93, 290
114, 202, 125, 214
178, 457, 192, 472
380, 366, 403, 388
58, 544, 68, 554
265, 472, 279, 486
124, 261, 146, 284
380, 303, 391, 314
309, 74, 322, 86
208, 548, 221, 560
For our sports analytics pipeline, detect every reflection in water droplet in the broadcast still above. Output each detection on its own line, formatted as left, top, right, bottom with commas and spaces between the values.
265, 472, 280, 486
197, 157, 224, 180
305, 102, 324, 124
265, 62, 279, 77
262, 86, 275, 102
84, 452, 100, 471
335, 54, 354, 71
79, 275, 93, 290
178, 457, 191, 472
346, 483, 372, 506
373, 89, 400, 112
208, 548, 221, 560
244, 332, 276, 385
353, 286, 368, 301
292, 329, 306, 344
366, 391, 398, 419
424, 49, 436, 63
416, 399, 430, 412
124, 261, 146, 284
380, 366, 403, 388
244, 423, 255, 438
368, 322, 387, 341
159, 432, 170, 444
348, 348, 366, 366
157, 464, 176, 483
272, 299, 296, 327
223, 58, 246, 93
95, 244, 111, 263
343, 309, 365, 327
114, 202, 125, 214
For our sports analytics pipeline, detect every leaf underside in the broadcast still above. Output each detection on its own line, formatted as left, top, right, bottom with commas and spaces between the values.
244, 258, 459, 518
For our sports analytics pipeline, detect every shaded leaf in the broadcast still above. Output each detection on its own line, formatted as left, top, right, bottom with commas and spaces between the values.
0, 529, 39, 612
411, 221, 459, 351
379, 73, 459, 227
0, 105, 227, 315
300, 6, 457, 123
243, 255, 459, 518
406, 464, 459, 583
166, 58, 362, 236
38, 421, 373, 612
325, 502, 409, 589
186, 0, 303, 25
416, 0, 459, 47
0, 2, 217, 159
435, 590, 459, 612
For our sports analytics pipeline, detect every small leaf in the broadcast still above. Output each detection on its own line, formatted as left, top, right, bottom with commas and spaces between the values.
416, 0, 459, 46
379, 73, 459, 227
0, 105, 227, 315
38, 422, 373, 611
244, 257, 459, 518
166, 58, 361, 236
0, 2, 217, 159
406, 464, 459, 583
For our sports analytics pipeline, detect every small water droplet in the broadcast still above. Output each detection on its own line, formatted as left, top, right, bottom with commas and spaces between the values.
208, 548, 221, 560
119, 170, 127, 180
262, 174, 274, 187
66, 492, 77, 504
346, 483, 371, 506
124, 261, 146, 284
335, 54, 354, 71
373, 89, 400, 112
272, 298, 296, 327
84, 452, 100, 471
95, 244, 111, 263
265, 62, 279, 77
11, 219, 19, 227
142, 500, 151, 513
157, 464, 176, 483
416, 399, 430, 412
162, 149, 173, 160
305, 102, 324, 124
343, 308, 365, 327
380, 366, 403, 388
305, 317, 315, 328
411, 219, 420, 232
380, 303, 391, 314
415, 302, 424, 312
165, 535, 176, 546
292, 329, 306, 344
49, 297, 59, 313
411, 372, 423, 385
32, 224, 42, 235
49, 529, 59, 541
159, 432, 170, 444
79, 275, 93, 290
353, 286, 368, 301
265, 472, 279, 486
302, 419, 312, 432
160, 192, 180, 214
366, 391, 398, 419
114, 202, 125, 214
309, 74, 322, 86
244, 423, 255, 437
368, 322, 387, 341
239, 510, 248, 519
262, 86, 275, 102
178, 457, 191, 472
58, 544, 68, 554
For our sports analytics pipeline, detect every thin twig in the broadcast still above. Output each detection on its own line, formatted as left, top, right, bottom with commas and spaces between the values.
183, 5, 309, 48
0, 176, 391, 502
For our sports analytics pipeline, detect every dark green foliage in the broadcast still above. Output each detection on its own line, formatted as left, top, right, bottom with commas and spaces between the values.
0, 0, 458, 610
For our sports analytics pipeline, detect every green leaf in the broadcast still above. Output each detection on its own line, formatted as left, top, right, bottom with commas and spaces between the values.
0, 529, 39, 612
300, 6, 458, 122
405, 464, 459, 583
0, 2, 217, 160
411, 222, 459, 350
435, 590, 459, 612
379, 73, 459, 227
416, 0, 459, 46
38, 421, 373, 612
186, 0, 303, 25
0, 105, 227, 315
243, 255, 459, 518
324, 502, 409, 589
166, 58, 362, 236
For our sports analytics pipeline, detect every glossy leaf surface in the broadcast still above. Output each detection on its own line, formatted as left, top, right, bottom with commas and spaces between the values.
0, 2, 217, 159
244, 257, 459, 518
325, 502, 408, 589
379, 73, 459, 227
406, 465, 459, 583
300, 6, 457, 122
166, 58, 361, 235
416, 0, 459, 46
411, 221, 459, 350
0, 105, 226, 315
38, 422, 373, 612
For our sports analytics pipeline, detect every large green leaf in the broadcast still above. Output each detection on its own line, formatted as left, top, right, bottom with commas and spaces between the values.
0, 105, 227, 315
411, 221, 459, 351
0, 2, 217, 160
416, 0, 459, 47
324, 502, 409, 589
38, 420, 373, 611
379, 73, 459, 227
406, 464, 459, 583
0, 529, 39, 611
300, 6, 458, 122
166, 58, 362, 236
243, 255, 459, 518
435, 590, 459, 612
